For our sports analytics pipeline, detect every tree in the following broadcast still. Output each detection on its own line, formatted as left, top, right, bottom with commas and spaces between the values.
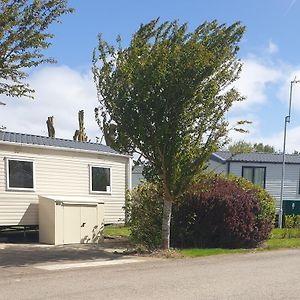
229, 141, 275, 154
93, 19, 245, 249
0, 0, 73, 98
253, 142, 275, 153
228, 140, 253, 154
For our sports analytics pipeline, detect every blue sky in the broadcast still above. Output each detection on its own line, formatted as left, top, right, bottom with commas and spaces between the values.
2, 0, 300, 152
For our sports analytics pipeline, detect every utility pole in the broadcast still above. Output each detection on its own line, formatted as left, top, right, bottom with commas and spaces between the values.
279, 78, 300, 228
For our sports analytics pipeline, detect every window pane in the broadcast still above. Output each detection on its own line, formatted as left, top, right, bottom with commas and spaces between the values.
8, 160, 33, 189
243, 167, 253, 182
92, 167, 110, 192
254, 168, 265, 188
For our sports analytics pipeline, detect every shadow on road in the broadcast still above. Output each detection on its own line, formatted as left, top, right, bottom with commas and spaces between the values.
0, 230, 132, 268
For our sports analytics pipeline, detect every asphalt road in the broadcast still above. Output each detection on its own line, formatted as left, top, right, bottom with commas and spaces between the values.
1, 249, 300, 300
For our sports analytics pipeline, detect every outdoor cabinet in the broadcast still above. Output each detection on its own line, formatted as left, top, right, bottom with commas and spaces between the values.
39, 196, 104, 245
283, 200, 300, 215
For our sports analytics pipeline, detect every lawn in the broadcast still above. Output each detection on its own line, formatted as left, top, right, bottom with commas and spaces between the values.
179, 248, 249, 257
103, 225, 131, 238
179, 228, 300, 257
271, 228, 300, 239
265, 237, 300, 249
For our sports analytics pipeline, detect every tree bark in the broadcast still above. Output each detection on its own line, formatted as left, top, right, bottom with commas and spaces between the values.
159, 151, 173, 250
161, 197, 172, 249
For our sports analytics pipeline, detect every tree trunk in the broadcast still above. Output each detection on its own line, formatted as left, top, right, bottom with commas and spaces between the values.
160, 153, 173, 250
161, 197, 172, 249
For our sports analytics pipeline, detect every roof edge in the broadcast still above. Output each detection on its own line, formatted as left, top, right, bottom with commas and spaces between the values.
226, 159, 300, 165
210, 152, 228, 164
0, 140, 132, 159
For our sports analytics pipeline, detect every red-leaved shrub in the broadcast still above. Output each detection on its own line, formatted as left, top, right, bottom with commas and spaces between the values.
171, 175, 275, 248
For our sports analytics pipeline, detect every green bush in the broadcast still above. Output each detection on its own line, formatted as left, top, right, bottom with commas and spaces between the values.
284, 215, 300, 229
171, 174, 276, 248
125, 182, 163, 249
279, 215, 300, 238
272, 228, 300, 239
126, 174, 276, 250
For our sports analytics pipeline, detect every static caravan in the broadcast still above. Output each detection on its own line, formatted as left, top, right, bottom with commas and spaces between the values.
210, 151, 300, 215
0, 131, 131, 243
132, 151, 300, 217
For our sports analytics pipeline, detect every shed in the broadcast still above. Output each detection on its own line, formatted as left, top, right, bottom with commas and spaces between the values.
39, 195, 104, 245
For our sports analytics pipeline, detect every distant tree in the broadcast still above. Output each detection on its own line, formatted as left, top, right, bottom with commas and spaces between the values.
228, 141, 253, 154
253, 143, 275, 153
229, 141, 275, 154
93, 19, 246, 249
0, 0, 73, 99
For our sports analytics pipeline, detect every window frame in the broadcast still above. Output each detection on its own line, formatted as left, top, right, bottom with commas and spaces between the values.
241, 166, 266, 189
6, 157, 36, 192
89, 164, 112, 194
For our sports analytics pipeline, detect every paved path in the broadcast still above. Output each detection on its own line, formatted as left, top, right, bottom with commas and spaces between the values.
1, 248, 300, 299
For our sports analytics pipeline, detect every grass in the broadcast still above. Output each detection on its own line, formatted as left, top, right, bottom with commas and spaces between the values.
264, 238, 300, 249
271, 228, 300, 239
102, 226, 300, 257
178, 239, 300, 257
103, 225, 131, 238
179, 248, 249, 257
179, 229, 300, 257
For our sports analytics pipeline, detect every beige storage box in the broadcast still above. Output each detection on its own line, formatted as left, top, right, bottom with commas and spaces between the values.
39, 195, 104, 245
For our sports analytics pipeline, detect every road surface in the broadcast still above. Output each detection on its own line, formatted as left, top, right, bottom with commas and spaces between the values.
1, 249, 300, 299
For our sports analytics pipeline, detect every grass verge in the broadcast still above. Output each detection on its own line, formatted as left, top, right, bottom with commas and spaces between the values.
179, 230, 300, 257
103, 225, 131, 238
178, 248, 250, 257
103, 227, 300, 257
264, 238, 300, 249
271, 228, 300, 239
178, 240, 300, 258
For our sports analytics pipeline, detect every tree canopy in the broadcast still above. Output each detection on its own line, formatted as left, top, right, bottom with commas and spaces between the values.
93, 19, 245, 249
0, 0, 73, 98
228, 141, 276, 154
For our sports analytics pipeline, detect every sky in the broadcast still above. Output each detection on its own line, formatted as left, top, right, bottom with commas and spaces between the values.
2, 0, 300, 152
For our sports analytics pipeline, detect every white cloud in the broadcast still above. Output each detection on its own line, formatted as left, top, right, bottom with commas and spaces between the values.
1, 49, 300, 154
231, 57, 283, 112
227, 114, 261, 143
227, 118, 300, 153
257, 125, 300, 153
266, 40, 279, 54
277, 69, 300, 111
284, 0, 297, 16
0, 66, 101, 141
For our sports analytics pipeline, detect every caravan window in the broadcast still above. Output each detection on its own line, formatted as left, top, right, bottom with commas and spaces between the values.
242, 166, 266, 188
90, 165, 111, 193
6, 159, 35, 190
